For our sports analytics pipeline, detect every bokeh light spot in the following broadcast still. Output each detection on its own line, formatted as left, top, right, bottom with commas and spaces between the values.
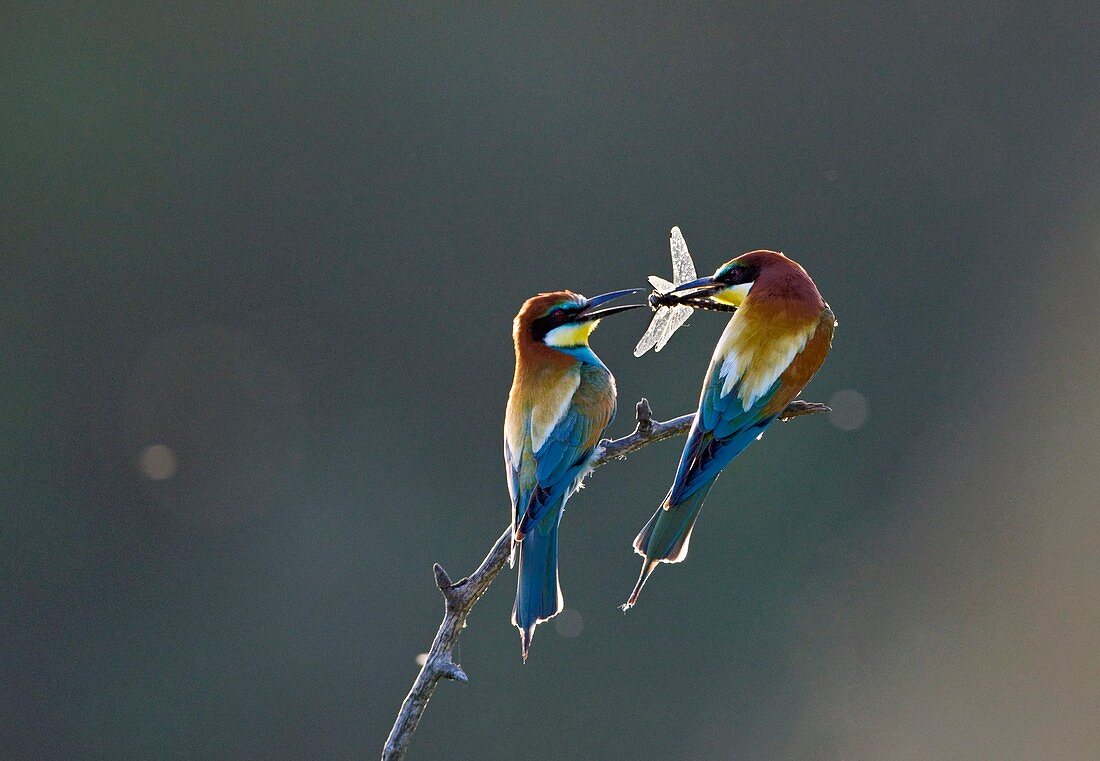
414, 653, 429, 667
122, 325, 304, 529
139, 444, 178, 480
553, 608, 583, 638
828, 389, 869, 431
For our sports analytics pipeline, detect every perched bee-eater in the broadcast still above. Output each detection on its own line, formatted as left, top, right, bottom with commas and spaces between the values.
625, 251, 834, 608
507, 288, 645, 659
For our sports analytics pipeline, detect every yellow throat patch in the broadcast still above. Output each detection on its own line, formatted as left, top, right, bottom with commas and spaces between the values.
711, 281, 754, 307
544, 321, 597, 348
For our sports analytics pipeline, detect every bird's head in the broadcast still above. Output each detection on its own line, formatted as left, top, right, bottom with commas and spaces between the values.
514, 288, 646, 351
654, 250, 820, 310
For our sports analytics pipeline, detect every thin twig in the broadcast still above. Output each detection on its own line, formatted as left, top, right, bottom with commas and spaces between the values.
381, 397, 829, 760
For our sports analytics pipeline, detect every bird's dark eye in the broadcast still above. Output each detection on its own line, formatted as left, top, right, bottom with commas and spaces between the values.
551, 308, 567, 322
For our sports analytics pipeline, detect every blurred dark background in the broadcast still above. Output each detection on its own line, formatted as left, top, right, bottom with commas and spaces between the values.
3, 2, 1099, 759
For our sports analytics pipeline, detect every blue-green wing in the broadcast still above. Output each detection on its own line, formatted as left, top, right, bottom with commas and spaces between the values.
516, 393, 614, 536
667, 366, 782, 505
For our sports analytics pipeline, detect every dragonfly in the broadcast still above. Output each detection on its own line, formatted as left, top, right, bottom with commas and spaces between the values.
633, 226, 737, 357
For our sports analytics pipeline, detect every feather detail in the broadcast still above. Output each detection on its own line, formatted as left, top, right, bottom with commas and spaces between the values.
761, 307, 835, 418
714, 302, 819, 410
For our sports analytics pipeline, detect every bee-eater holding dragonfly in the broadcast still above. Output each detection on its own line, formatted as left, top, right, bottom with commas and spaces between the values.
625, 249, 835, 608
507, 288, 645, 659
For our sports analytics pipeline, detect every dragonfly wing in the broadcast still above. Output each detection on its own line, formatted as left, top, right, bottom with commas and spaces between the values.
669, 226, 697, 284
648, 275, 675, 292
634, 307, 672, 357
653, 303, 693, 352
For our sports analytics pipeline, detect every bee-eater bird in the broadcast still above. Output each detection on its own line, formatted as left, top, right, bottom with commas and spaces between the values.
625, 251, 835, 608
507, 288, 645, 660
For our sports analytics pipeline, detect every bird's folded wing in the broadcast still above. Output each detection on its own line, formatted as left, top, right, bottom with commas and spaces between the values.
518, 395, 612, 534
667, 369, 784, 505
667, 311, 834, 505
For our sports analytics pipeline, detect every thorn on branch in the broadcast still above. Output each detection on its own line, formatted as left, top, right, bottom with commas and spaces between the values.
433, 563, 453, 591
778, 400, 831, 421
635, 398, 654, 434
434, 563, 467, 609
435, 655, 469, 684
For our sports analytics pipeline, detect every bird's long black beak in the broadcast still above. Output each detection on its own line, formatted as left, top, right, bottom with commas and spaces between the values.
577, 288, 647, 321
667, 276, 722, 298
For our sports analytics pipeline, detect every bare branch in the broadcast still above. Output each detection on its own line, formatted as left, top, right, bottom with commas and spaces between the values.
381, 397, 829, 760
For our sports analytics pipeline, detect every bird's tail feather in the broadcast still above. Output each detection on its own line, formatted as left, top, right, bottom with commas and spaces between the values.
623, 482, 716, 609
511, 516, 563, 661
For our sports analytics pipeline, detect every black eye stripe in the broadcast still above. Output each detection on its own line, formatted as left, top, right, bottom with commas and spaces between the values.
719, 264, 757, 285
531, 305, 578, 340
